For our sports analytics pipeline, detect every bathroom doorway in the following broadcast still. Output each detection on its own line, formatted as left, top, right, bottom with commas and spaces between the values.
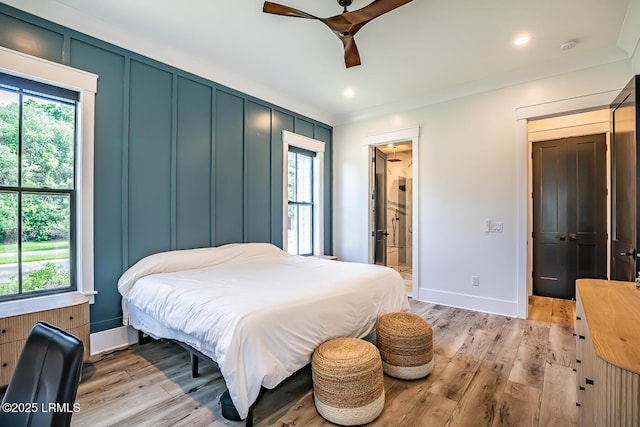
372, 141, 413, 295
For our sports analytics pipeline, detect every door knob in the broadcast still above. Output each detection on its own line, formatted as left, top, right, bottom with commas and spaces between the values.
558, 234, 566, 240
619, 248, 637, 259
569, 233, 576, 240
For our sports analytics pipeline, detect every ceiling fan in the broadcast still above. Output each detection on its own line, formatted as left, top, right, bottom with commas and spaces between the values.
263, 0, 413, 68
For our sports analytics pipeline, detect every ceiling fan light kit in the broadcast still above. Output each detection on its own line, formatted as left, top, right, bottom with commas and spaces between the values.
263, 0, 413, 68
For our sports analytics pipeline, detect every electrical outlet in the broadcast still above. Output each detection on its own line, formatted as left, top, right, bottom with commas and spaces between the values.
471, 276, 479, 286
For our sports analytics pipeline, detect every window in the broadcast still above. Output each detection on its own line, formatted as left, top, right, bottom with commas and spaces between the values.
0, 46, 97, 304
0, 73, 78, 300
282, 131, 325, 256
288, 148, 315, 255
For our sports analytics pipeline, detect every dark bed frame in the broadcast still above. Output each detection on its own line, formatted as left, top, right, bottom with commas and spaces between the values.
137, 330, 265, 427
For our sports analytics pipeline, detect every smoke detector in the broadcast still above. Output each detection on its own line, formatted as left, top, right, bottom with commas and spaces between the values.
560, 40, 577, 51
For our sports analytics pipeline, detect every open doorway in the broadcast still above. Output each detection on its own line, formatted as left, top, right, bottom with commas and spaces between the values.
365, 126, 420, 300
372, 142, 413, 296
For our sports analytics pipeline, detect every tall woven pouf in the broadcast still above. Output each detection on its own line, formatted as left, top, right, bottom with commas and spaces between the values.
376, 312, 433, 380
311, 337, 385, 425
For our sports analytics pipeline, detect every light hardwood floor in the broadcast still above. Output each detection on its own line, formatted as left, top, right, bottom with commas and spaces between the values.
63, 296, 575, 426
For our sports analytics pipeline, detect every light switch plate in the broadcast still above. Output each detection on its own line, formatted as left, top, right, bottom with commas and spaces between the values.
490, 221, 503, 233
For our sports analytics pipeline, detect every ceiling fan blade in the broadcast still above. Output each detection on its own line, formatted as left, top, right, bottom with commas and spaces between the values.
342, 36, 361, 68
346, 0, 413, 24
263, 2, 318, 20
263, 0, 410, 68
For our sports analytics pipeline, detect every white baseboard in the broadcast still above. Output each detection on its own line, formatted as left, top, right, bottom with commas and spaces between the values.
90, 325, 138, 356
417, 288, 519, 318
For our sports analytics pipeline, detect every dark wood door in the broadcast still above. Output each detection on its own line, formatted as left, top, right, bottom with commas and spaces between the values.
374, 148, 387, 265
611, 76, 639, 281
532, 134, 607, 299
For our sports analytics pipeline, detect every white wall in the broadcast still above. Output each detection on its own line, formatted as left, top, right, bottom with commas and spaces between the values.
333, 60, 632, 317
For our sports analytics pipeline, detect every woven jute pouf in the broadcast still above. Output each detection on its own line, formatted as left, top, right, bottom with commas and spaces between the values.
376, 312, 433, 380
311, 337, 385, 426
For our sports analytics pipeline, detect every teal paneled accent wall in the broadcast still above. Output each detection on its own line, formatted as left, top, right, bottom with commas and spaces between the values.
245, 101, 273, 244
128, 60, 174, 265
176, 77, 212, 250
0, 4, 333, 333
214, 90, 245, 246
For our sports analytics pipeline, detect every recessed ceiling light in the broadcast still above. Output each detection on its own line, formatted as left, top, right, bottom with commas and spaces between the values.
514, 35, 530, 46
343, 87, 355, 98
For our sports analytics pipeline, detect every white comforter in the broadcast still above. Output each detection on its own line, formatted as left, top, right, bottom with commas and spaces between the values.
118, 243, 409, 418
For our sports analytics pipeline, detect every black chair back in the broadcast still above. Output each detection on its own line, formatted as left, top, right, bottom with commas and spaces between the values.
0, 321, 84, 427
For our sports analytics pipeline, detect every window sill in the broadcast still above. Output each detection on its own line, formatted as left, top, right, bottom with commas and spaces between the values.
0, 291, 89, 318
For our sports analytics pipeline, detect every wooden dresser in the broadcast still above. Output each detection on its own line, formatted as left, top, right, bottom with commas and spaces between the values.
0, 293, 90, 386
575, 279, 640, 426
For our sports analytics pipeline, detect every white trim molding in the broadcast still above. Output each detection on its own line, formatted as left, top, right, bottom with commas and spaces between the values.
363, 127, 420, 146
0, 46, 98, 303
617, 0, 640, 58
419, 288, 519, 317
282, 130, 326, 256
90, 326, 139, 356
364, 126, 421, 300
515, 90, 618, 319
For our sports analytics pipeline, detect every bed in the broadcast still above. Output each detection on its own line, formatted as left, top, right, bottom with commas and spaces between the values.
118, 243, 410, 420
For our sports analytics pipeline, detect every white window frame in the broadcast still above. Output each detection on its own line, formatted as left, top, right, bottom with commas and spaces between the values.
0, 46, 97, 304
282, 130, 325, 256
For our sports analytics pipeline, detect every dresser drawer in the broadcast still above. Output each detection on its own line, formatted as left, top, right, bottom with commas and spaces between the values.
0, 300, 88, 345
0, 313, 42, 345
0, 293, 90, 386
0, 323, 90, 387
38, 302, 89, 331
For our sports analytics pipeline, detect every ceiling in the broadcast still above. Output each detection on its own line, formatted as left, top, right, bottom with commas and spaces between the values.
5, 0, 639, 126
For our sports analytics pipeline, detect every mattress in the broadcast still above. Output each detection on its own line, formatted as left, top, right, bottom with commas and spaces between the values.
118, 243, 409, 418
